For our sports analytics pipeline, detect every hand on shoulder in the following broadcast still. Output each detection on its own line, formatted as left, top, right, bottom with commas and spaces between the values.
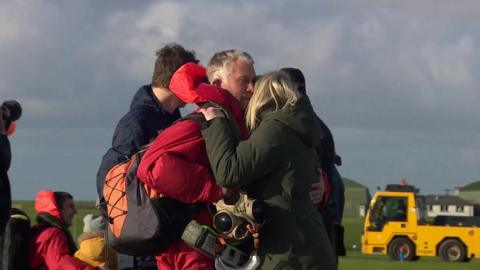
199, 107, 224, 121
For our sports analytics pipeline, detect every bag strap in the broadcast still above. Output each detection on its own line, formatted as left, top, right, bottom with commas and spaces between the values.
174, 101, 228, 126
183, 112, 207, 123
173, 111, 206, 125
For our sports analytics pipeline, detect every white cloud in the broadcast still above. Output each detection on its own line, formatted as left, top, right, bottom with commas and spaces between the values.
423, 35, 476, 91
100, 2, 190, 81
2, 0, 480, 198
0, 0, 38, 45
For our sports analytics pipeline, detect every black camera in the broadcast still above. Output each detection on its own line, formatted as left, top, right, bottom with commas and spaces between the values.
1, 100, 22, 129
213, 193, 266, 240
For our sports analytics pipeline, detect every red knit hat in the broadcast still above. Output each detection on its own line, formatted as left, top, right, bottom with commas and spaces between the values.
169, 62, 248, 138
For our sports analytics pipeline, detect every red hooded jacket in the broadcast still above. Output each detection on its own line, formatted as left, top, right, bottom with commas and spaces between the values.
27, 190, 98, 270
136, 63, 247, 270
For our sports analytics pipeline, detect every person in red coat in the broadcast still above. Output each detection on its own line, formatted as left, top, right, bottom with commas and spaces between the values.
137, 62, 250, 270
27, 189, 100, 270
138, 52, 325, 270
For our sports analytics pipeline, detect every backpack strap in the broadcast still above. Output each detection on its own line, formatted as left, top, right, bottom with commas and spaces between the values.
173, 101, 227, 126
174, 112, 206, 125
36, 213, 78, 254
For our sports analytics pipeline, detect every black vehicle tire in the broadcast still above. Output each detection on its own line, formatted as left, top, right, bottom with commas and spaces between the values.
438, 239, 466, 262
387, 237, 416, 261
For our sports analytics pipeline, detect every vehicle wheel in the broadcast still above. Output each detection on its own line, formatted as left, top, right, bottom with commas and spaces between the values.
388, 237, 415, 261
439, 239, 466, 262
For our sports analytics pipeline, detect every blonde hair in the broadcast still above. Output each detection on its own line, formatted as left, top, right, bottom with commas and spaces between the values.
245, 71, 300, 130
206, 50, 254, 83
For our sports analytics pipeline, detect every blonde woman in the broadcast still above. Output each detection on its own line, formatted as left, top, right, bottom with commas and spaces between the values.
200, 71, 336, 269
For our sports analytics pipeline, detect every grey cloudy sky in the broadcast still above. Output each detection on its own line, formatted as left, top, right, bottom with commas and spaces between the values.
2, 0, 479, 199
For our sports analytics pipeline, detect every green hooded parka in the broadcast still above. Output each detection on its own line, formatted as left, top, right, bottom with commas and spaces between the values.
201, 96, 336, 270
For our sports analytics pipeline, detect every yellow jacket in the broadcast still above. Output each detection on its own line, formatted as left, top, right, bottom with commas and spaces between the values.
74, 232, 118, 270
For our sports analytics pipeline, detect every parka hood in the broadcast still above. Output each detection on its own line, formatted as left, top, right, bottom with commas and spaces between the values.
169, 62, 248, 137
34, 189, 63, 221
266, 95, 324, 148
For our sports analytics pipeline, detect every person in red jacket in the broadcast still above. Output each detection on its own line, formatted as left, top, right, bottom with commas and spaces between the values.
137, 51, 325, 270
27, 189, 100, 270
137, 61, 249, 270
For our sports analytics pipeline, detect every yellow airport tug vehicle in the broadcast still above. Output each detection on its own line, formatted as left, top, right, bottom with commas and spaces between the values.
362, 184, 480, 262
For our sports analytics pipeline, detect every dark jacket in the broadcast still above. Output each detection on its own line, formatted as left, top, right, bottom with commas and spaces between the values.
96, 85, 181, 203
27, 190, 97, 270
316, 117, 345, 224
96, 85, 179, 270
201, 96, 336, 270
0, 134, 11, 237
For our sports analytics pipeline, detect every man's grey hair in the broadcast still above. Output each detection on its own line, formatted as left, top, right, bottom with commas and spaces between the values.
206, 50, 254, 83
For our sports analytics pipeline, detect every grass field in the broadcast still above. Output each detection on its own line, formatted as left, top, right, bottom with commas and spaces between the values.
342, 217, 364, 251
13, 201, 480, 269
339, 251, 480, 270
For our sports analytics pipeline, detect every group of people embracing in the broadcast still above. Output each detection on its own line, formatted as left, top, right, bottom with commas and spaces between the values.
23, 43, 344, 270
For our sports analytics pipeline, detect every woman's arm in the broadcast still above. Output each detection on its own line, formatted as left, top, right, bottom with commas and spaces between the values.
201, 116, 282, 189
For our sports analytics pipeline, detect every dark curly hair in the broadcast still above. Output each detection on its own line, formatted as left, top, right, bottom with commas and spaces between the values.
151, 43, 198, 88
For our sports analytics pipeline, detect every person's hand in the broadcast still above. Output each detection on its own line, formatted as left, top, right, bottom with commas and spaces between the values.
199, 107, 224, 121
309, 168, 326, 205
309, 180, 324, 205
222, 187, 233, 197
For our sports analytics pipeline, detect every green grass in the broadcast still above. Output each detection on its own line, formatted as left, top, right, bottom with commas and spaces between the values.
342, 217, 364, 252
340, 251, 480, 270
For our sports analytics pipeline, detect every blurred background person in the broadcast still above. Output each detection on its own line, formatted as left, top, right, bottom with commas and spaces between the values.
0, 100, 22, 269
75, 214, 118, 270
0, 100, 22, 237
96, 43, 198, 270
27, 190, 100, 270
280, 67, 346, 261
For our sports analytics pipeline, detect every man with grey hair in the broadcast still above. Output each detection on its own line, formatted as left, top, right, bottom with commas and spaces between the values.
207, 50, 256, 111
205, 51, 325, 206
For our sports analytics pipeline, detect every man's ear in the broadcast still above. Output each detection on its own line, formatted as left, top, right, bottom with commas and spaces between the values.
211, 78, 222, 88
